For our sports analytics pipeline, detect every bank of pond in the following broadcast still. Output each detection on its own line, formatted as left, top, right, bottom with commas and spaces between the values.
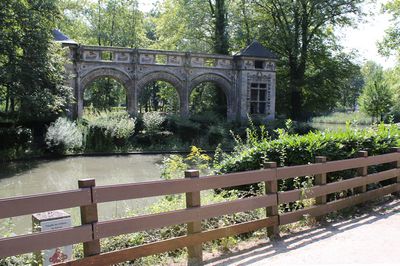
1, 117, 399, 264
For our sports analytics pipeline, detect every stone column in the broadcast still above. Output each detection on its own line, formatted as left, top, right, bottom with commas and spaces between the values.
127, 80, 136, 115
76, 81, 84, 118
180, 91, 189, 118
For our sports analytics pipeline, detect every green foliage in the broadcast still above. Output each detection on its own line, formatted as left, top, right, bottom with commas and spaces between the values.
219, 123, 400, 182
311, 112, 373, 125
0, 127, 32, 161
142, 112, 165, 133
385, 65, 400, 120
83, 111, 136, 151
58, 0, 147, 47
84, 78, 126, 110
190, 83, 227, 117
0, 0, 73, 121
139, 81, 179, 113
0, 127, 32, 150
161, 146, 212, 179
378, 0, 400, 57
359, 65, 393, 122
45, 117, 83, 154
253, 0, 363, 119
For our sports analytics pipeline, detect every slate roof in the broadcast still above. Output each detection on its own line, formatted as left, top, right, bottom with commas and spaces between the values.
52, 29, 77, 45
236, 40, 278, 59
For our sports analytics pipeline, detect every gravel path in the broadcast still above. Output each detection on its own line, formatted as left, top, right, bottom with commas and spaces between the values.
203, 197, 400, 266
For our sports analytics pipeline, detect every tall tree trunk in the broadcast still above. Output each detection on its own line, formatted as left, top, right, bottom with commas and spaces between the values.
5, 86, 9, 112
210, 0, 229, 55
241, 0, 251, 45
288, 62, 304, 121
130, 0, 137, 48
97, 0, 102, 46
10, 96, 15, 112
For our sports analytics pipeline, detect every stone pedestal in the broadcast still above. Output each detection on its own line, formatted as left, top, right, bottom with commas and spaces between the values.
32, 210, 72, 266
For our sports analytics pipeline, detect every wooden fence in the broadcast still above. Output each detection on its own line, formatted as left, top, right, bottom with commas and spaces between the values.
1, 149, 400, 265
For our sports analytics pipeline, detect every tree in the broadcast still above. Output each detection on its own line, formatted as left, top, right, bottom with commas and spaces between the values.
302, 49, 363, 115
378, 0, 400, 57
383, 64, 400, 119
253, 0, 362, 120
208, 0, 229, 54
0, 0, 73, 123
58, 0, 147, 47
359, 65, 393, 122
152, 0, 214, 52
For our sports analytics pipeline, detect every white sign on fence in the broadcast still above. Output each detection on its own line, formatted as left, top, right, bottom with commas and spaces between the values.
32, 210, 72, 265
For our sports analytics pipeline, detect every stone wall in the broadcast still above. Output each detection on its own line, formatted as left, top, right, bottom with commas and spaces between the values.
67, 45, 277, 121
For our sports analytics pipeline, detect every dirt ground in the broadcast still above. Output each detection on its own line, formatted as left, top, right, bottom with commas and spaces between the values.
201, 196, 400, 266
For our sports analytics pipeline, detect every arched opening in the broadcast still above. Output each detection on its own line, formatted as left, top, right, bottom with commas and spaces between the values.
83, 77, 127, 113
138, 81, 180, 114
189, 82, 228, 119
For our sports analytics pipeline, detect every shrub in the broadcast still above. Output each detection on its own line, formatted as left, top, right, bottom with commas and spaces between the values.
0, 127, 32, 150
174, 119, 201, 141
208, 125, 227, 145
45, 117, 83, 153
218, 123, 400, 193
83, 111, 136, 151
142, 112, 165, 133
310, 112, 373, 125
161, 146, 212, 179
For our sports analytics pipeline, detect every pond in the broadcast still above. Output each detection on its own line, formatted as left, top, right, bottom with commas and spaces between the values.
0, 154, 167, 235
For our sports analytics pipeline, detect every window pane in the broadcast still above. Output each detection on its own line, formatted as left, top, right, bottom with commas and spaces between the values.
255, 60, 264, 69
259, 103, 266, 114
259, 83, 266, 89
251, 83, 258, 88
250, 102, 257, 114
251, 89, 258, 101
259, 90, 266, 101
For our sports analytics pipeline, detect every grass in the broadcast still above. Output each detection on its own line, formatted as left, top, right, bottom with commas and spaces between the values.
310, 112, 373, 125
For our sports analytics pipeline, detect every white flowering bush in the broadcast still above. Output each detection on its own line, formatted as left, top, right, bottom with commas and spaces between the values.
84, 111, 136, 150
143, 112, 165, 133
45, 117, 83, 153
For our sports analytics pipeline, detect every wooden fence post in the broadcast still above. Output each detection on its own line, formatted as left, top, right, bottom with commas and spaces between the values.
78, 179, 100, 257
354, 151, 368, 194
184, 170, 202, 265
264, 162, 279, 239
391, 147, 400, 196
315, 156, 327, 222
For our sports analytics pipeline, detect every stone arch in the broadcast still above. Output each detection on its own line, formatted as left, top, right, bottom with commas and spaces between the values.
77, 67, 133, 116
136, 71, 185, 114
189, 73, 234, 120
136, 71, 184, 98
80, 67, 132, 92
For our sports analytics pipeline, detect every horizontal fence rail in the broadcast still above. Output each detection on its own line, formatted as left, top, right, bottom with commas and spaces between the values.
92, 168, 275, 203
0, 149, 399, 265
94, 194, 276, 239
0, 189, 91, 219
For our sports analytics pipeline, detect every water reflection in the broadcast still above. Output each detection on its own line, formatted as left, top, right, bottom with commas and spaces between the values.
0, 154, 165, 235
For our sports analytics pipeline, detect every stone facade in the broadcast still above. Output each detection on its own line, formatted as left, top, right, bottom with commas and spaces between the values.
64, 42, 277, 121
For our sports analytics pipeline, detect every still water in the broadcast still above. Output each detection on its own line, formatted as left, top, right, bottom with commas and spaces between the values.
0, 154, 166, 235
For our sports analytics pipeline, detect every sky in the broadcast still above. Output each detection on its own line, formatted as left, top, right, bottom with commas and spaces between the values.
137, 0, 397, 68
338, 0, 397, 69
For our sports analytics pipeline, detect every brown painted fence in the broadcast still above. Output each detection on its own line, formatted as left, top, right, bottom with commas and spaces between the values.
1, 149, 400, 265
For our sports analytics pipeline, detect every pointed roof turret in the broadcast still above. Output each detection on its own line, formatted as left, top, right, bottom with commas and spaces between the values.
52, 29, 77, 45
236, 40, 278, 59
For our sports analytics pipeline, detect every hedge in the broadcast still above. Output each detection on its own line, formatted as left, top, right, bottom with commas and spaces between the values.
217, 123, 400, 194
